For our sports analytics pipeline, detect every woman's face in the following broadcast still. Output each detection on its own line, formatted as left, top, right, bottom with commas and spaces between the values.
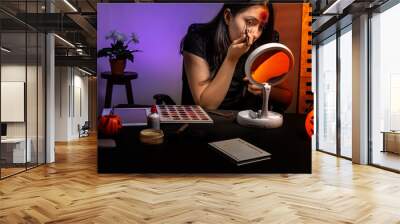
225, 5, 269, 44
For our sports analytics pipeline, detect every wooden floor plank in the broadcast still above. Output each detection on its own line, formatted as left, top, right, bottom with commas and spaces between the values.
0, 135, 399, 223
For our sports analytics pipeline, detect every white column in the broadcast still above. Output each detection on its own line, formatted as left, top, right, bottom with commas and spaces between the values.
46, 33, 55, 163
352, 14, 369, 164
46, 0, 55, 163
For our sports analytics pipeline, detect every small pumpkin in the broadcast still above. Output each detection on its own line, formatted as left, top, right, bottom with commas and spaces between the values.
305, 109, 314, 139
98, 108, 122, 136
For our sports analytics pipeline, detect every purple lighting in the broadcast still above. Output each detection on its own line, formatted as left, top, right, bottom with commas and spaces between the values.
97, 3, 223, 112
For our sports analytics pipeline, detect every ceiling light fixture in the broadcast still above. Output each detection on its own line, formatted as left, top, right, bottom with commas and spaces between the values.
1, 47, 11, 53
54, 34, 75, 48
322, 0, 355, 15
78, 67, 94, 76
63, 0, 78, 12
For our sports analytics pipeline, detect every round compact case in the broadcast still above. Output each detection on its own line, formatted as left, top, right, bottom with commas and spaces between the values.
139, 129, 164, 145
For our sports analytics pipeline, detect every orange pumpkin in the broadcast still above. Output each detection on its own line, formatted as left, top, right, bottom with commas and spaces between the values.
305, 110, 314, 138
98, 112, 122, 136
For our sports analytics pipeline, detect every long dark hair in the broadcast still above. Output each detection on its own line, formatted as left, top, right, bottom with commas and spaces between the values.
181, 2, 274, 76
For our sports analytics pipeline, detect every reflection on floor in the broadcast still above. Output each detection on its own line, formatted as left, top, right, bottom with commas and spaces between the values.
373, 150, 400, 171
0, 163, 43, 178
0, 163, 40, 178
0, 135, 400, 223
0, 167, 25, 178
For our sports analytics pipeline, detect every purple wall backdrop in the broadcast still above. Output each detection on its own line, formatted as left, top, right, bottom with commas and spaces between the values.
97, 3, 223, 112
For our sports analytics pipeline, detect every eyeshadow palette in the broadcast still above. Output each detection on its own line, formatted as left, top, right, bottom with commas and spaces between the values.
156, 105, 213, 124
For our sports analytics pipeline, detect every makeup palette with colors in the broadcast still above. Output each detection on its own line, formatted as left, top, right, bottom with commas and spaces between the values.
156, 105, 213, 124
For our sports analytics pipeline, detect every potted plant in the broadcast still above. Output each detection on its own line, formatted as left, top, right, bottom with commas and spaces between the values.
98, 30, 141, 75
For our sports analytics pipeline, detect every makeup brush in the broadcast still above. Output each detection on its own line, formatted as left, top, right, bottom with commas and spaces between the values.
244, 23, 250, 46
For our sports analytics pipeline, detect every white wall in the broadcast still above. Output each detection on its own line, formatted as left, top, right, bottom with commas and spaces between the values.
72, 72, 89, 138
1, 65, 37, 137
1, 64, 46, 164
55, 67, 69, 141
55, 67, 89, 141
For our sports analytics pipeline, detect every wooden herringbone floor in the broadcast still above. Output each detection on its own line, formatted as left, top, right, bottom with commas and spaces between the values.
1, 135, 400, 224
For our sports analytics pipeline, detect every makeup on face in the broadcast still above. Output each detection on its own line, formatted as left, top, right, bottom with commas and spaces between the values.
259, 10, 268, 23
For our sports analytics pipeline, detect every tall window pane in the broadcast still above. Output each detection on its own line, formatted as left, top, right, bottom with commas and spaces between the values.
371, 3, 400, 171
339, 28, 352, 158
317, 36, 337, 154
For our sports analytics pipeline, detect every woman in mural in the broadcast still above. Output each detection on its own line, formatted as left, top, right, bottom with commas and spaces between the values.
181, 2, 292, 112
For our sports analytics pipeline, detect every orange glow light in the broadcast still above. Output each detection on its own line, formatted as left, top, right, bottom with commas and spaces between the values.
251, 51, 290, 83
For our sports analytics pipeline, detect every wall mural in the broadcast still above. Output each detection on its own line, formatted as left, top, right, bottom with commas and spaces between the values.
97, 3, 312, 173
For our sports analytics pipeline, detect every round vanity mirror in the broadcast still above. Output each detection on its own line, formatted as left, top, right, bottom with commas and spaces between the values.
237, 43, 294, 128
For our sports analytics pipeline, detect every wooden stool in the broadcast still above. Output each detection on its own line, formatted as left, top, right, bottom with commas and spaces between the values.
101, 72, 138, 108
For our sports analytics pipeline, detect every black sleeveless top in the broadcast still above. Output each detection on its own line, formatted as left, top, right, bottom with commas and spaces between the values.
181, 24, 261, 110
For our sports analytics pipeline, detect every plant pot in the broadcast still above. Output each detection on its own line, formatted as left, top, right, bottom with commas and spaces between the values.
109, 59, 126, 75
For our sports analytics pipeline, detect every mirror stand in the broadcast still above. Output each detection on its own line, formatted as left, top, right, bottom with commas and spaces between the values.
237, 83, 283, 128
260, 83, 271, 118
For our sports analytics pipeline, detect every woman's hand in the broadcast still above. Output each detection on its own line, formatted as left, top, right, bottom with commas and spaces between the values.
226, 34, 255, 62
243, 76, 262, 95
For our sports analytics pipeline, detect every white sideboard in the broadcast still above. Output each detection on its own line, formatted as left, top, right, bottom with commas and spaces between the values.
1, 138, 32, 163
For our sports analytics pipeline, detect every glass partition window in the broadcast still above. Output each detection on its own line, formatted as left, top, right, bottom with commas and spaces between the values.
317, 35, 337, 154
1, 31, 28, 178
339, 28, 352, 158
0, 1, 46, 179
371, 3, 400, 171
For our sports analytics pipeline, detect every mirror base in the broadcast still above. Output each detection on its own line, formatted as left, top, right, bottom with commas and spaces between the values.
237, 110, 283, 128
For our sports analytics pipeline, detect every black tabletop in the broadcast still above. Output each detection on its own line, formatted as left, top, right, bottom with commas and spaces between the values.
98, 111, 311, 173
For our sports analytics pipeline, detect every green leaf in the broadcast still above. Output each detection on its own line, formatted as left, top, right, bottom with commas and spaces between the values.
97, 48, 113, 58
127, 54, 134, 62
